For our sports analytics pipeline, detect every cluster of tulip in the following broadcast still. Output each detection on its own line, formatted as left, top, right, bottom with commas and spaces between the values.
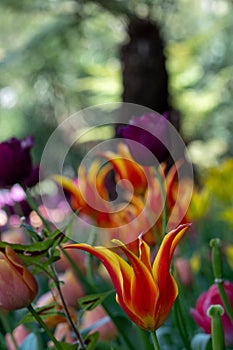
0, 113, 233, 350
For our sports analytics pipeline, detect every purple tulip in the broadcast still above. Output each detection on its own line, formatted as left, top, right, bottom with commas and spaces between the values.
24, 165, 40, 187
0, 136, 34, 188
117, 113, 169, 166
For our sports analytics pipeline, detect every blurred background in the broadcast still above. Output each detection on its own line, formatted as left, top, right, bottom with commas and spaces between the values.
0, 0, 233, 170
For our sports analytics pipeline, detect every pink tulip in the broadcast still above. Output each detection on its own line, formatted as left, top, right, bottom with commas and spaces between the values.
0, 246, 38, 310
174, 257, 193, 287
191, 281, 233, 346
82, 305, 118, 341
48, 323, 74, 347
57, 269, 85, 307
5, 324, 29, 350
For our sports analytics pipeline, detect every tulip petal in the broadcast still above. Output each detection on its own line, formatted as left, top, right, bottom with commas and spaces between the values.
152, 224, 190, 327
65, 244, 135, 317
53, 175, 81, 202
100, 144, 147, 195
5, 246, 38, 298
112, 239, 159, 329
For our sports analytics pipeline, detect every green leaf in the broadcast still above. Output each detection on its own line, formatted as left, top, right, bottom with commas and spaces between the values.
191, 334, 212, 350
20, 304, 65, 325
31, 252, 61, 275
49, 342, 77, 350
20, 222, 41, 241
0, 229, 64, 264
85, 332, 99, 350
79, 290, 114, 311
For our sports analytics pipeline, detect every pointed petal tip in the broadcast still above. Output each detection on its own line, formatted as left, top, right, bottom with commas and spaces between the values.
64, 243, 81, 250
111, 239, 124, 247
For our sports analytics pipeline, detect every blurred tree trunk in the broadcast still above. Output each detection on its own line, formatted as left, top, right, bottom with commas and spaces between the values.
120, 17, 179, 130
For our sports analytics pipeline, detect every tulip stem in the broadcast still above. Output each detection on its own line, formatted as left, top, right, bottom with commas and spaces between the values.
27, 304, 63, 350
50, 262, 87, 349
173, 295, 191, 350
217, 282, 233, 322
151, 331, 161, 350
155, 167, 167, 236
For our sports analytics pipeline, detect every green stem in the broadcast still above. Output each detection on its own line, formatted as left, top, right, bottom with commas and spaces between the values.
217, 282, 233, 322
173, 295, 191, 350
207, 305, 225, 350
0, 310, 19, 350
27, 304, 63, 350
137, 327, 152, 350
50, 261, 86, 349
155, 167, 167, 236
151, 331, 161, 350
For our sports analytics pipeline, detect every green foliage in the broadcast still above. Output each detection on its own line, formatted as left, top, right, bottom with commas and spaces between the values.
1, 0, 232, 163
79, 290, 114, 311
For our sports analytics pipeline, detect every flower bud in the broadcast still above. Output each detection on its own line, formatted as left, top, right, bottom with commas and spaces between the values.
207, 304, 225, 350
210, 238, 223, 280
0, 246, 38, 310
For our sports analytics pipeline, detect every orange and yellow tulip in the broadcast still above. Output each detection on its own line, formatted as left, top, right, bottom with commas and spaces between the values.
66, 223, 190, 331
100, 143, 148, 195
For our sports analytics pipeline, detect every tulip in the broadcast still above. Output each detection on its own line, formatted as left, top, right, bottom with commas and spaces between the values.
56, 269, 85, 307
81, 305, 118, 341
5, 324, 29, 350
0, 246, 38, 310
53, 160, 110, 218
117, 113, 169, 166
66, 224, 189, 331
36, 291, 77, 328
190, 281, 233, 346
0, 136, 34, 188
48, 323, 74, 347
174, 257, 193, 287
100, 143, 148, 195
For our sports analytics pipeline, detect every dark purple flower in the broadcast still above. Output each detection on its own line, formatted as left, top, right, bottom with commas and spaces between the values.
190, 282, 233, 346
0, 136, 34, 188
24, 166, 40, 187
118, 113, 169, 166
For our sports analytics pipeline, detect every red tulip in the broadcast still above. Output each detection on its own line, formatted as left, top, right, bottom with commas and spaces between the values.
66, 224, 189, 330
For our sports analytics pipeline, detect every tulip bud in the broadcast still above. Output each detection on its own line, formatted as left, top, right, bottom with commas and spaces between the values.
210, 238, 223, 281
207, 304, 225, 350
0, 246, 38, 310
